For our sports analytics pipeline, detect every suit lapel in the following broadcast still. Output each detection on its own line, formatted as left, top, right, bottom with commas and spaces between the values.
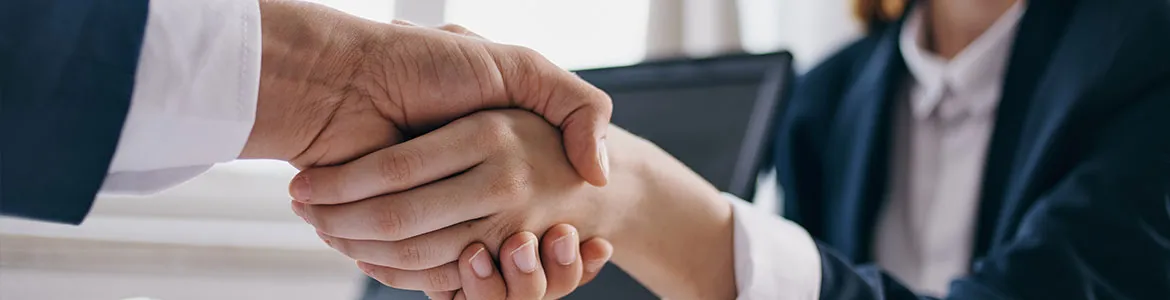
977, 0, 1167, 253
824, 25, 906, 261
972, 0, 1079, 259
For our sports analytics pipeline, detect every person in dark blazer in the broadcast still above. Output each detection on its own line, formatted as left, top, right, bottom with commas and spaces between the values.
288, 0, 1170, 298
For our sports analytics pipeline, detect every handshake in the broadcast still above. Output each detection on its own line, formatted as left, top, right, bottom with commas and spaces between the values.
249, 2, 651, 298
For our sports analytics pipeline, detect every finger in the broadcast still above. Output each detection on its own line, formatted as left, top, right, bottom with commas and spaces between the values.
298, 164, 503, 241
458, 243, 507, 300
538, 224, 582, 299
289, 116, 490, 205
426, 291, 456, 300
577, 237, 614, 286
436, 23, 486, 40
315, 216, 503, 270
494, 45, 613, 187
391, 19, 419, 26
498, 232, 547, 299
358, 260, 462, 292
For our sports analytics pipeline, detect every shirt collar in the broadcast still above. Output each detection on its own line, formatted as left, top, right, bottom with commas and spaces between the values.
898, 1, 1025, 119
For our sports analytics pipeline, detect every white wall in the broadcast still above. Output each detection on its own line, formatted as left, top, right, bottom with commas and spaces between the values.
0, 161, 361, 300
0, 235, 360, 300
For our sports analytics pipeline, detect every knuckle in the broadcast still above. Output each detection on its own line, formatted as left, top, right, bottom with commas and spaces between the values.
372, 207, 407, 240
391, 241, 426, 269
425, 267, 454, 290
472, 113, 517, 147
438, 23, 469, 33
378, 148, 424, 186
510, 45, 541, 61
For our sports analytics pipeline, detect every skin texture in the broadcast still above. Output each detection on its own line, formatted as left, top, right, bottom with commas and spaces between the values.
343, 224, 614, 300
241, 1, 618, 297
290, 0, 1032, 298
294, 110, 736, 299
422, 225, 614, 300
924, 0, 1018, 59
240, 0, 613, 185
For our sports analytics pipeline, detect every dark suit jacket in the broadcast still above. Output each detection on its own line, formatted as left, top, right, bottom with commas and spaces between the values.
774, 0, 1170, 299
1, 0, 148, 223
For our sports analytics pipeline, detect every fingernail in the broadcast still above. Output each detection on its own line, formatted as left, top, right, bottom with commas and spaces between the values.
469, 247, 493, 278
290, 174, 311, 201
315, 231, 332, 247
357, 262, 373, 275
553, 232, 578, 265
585, 259, 606, 273
511, 239, 538, 273
290, 201, 308, 223
597, 138, 610, 179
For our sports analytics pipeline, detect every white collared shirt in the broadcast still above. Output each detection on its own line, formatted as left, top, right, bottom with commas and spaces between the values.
874, 2, 1023, 296
727, 1, 1024, 299
103, 0, 261, 193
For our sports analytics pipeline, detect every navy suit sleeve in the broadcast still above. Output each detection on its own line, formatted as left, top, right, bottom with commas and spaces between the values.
0, 0, 149, 224
810, 81, 1170, 300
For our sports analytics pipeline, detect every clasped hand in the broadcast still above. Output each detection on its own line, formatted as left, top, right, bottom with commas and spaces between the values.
291, 110, 646, 299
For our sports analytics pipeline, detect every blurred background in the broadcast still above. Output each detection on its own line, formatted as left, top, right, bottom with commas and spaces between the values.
0, 0, 862, 299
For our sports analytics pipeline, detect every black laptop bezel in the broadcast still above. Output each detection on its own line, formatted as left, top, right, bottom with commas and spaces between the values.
574, 52, 794, 200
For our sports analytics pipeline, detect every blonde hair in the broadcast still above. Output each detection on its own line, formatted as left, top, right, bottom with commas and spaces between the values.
854, 0, 908, 32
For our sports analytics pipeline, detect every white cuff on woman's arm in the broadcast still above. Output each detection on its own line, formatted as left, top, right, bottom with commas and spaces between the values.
104, 0, 261, 194
726, 194, 822, 300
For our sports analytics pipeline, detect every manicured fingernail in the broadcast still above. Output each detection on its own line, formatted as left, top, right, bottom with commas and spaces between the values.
553, 232, 578, 265
290, 174, 311, 201
511, 239, 538, 273
469, 247, 493, 278
597, 138, 610, 179
585, 259, 606, 273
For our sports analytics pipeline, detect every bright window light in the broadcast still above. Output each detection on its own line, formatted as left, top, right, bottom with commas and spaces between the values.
738, 0, 786, 54
444, 0, 650, 70
303, 0, 396, 23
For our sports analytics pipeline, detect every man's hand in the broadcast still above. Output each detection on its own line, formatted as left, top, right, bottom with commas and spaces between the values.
239, 1, 612, 185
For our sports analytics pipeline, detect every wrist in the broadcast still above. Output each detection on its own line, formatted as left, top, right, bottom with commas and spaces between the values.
599, 127, 737, 299
240, 1, 378, 162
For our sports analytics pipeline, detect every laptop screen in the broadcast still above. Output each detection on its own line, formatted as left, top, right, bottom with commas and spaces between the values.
607, 84, 762, 192
577, 52, 792, 199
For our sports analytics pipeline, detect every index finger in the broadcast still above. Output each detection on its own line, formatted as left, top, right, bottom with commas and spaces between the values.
289, 116, 488, 205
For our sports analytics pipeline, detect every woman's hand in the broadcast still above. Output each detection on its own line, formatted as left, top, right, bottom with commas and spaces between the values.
416, 224, 614, 299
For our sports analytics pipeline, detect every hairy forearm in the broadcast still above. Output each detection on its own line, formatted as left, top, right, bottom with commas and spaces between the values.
239, 0, 377, 161
604, 131, 738, 300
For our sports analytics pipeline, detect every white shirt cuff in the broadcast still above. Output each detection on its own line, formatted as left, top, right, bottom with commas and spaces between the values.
104, 0, 262, 194
726, 193, 822, 300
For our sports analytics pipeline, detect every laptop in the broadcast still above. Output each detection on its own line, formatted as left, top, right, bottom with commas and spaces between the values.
362, 51, 794, 300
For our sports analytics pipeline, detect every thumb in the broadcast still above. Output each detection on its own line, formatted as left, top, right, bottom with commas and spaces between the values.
494, 45, 613, 186
578, 237, 614, 286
